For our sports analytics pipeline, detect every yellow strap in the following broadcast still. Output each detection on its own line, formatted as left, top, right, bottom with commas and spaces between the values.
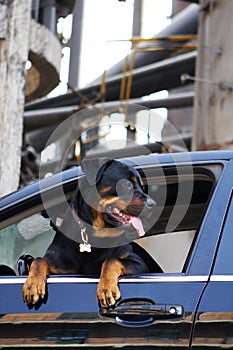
131, 34, 197, 44
120, 55, 129, 101
134, 45, 197, 52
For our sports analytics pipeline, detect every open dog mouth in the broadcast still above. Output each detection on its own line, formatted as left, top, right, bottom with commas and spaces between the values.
107, 206, 145, 237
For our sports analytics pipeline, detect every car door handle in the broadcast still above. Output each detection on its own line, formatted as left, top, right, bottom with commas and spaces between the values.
99, 298, 184, 327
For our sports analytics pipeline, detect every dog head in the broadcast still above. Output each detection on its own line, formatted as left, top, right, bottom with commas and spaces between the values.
73, 158, 156, 241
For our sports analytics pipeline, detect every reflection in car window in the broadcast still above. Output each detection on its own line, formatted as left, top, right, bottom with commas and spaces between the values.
0, 214, 55, 274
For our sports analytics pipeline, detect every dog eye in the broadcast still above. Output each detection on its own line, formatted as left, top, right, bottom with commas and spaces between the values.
123, 180, 133, 190
116, 179, 133, 195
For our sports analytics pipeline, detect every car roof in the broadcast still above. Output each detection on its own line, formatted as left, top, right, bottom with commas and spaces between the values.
122, 150, 233, 166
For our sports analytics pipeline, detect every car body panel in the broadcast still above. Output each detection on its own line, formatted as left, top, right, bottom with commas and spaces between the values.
192, 181, 233, 348
0, 275, 206, 347
0, 275, 207, 314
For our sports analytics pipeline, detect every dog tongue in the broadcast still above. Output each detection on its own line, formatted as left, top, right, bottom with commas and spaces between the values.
129, 217, 145, 237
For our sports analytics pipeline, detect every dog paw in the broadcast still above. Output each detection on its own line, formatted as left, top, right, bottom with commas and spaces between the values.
97, 278, 121, 308
22, 275, 47, 305
22, 257, 49, 305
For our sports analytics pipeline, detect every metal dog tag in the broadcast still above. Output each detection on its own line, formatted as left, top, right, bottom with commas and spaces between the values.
79, 242, 92, 253
79, 227, 91, 252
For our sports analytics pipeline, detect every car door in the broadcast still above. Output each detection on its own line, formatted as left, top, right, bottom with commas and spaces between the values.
0, 159, 229, 348
191, 159, 233, 349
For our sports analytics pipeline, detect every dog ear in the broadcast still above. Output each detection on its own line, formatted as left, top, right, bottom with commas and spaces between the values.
81, 158, 113, 185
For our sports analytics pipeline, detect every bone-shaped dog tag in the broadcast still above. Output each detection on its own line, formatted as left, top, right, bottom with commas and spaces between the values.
79, 243, 91, 253
79, 226, 91, 252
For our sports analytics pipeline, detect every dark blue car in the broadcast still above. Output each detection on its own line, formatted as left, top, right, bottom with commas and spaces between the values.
0, 151, 233, 348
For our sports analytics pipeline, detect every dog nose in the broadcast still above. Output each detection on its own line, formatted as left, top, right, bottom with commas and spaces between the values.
145, 197, 156, 209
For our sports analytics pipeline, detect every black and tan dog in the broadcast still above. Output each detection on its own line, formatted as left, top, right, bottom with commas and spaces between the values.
22, 158, 158, 308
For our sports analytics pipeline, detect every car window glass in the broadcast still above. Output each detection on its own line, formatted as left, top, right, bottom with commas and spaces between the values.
0, 214, 55, 274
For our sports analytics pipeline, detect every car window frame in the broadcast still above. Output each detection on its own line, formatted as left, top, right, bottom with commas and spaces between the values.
186, 159, 233, 275
0, 160, 226, 274
212, 189, 233, 275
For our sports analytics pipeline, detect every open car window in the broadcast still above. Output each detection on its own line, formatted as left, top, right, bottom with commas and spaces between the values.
0, 163, 219, 276
135, 164, 218, 273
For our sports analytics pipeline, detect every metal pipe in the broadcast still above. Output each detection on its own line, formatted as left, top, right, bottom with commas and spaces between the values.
24, 92, 194, 132
132, 0, 143, 36
25, 51, 196, 110
24, 105, 80, 132
91, 4, 199, 81
39, 132, 191, 176
31, 0, 40, 21
40, 0, 57, 35
25, 3, 199, 111
68, 0, 84, 88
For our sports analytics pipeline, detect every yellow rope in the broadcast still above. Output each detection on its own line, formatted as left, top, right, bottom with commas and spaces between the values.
101, 70, 106, 101
131, 34, 197, 43
120, 55, 129, 101
110, 34, 197, 44
125, 51, 136, 101
100, 70, 106, 116
134, 45, 197, 52
122, 51, 136, 117
118, 34, 197, 116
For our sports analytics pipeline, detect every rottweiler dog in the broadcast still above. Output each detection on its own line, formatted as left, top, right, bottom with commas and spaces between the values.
22, 158, 158, 308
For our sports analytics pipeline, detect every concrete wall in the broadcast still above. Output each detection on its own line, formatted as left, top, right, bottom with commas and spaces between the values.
26, 19, 61, 101
0, 0, 32, 196
193, 0, 233, 150
0, 1, 62, 196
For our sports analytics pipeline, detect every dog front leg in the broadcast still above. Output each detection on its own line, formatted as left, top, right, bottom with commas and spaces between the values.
22, 257, 49, 304
97, 258, 127, 308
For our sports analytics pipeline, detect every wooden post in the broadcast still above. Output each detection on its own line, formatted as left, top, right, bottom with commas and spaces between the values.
192, 0, 233, 150
0, 0, 31, 196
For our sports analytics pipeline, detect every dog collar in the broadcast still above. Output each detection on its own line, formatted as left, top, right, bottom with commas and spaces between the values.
71, 207, 91, 253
